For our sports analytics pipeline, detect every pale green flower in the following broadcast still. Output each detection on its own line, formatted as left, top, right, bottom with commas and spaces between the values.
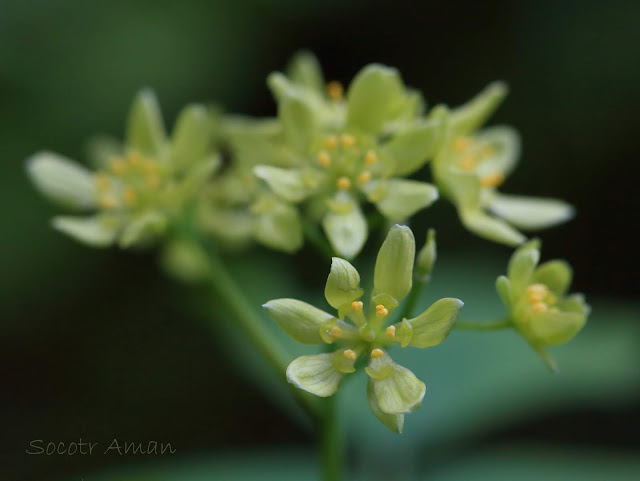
197, 115, 303, 253
256, 53, 441, 259
431, 83, 574, 246
497, 240, 589, 369
263, 225, 463, 432
27, 89, 219, 248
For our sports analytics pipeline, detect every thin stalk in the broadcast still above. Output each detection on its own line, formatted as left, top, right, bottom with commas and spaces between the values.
399, 278, 426, 320
454, 319, 512, 330
204, 250, 322, 420
320, 393, 342, 481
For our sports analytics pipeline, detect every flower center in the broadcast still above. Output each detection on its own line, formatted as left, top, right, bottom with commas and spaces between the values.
526, 283, 558, 313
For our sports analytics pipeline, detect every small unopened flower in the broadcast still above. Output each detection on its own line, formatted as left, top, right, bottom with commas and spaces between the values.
430, 82, 574, 246
497, 239, 589, 369
27, 89, 218, 248
255, 52, 441, 259
263, 225, 463, 432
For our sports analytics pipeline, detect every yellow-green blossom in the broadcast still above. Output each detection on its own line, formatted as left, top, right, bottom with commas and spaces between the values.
497, 239, 589, 369
197, 115, 303, 253
263, 225, 463, 432
27, 89, 219, 248
255, 53, 441, 258
430, 83, 574, 246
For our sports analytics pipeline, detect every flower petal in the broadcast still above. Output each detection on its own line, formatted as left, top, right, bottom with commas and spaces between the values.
496, 275, 513, 310
489, 194, 575, 231
459, 208, 526, 246
286, 50, 325, 96
406, 298, 464, 348
346, 64, 407, 135
384, 118, 442, 176
126, 88, 166, 155
254, 166, 308, 202
450, 81, 508, 136
367, 378, 404, 434
286, 353, 344, 397
171, 104, 212, 167
527, 309, 587, 346
263, 298, 334, 344
415, 229, 437, 281
254, 199, 303, 253
27, 152, 97, 211
474, 126, 521, 177
507, 239, 541, 292
374, 179, 439, 221
119, 212, 168, 248
533, 260, 573, 296
324, 258, 363, 310
52, 216, 118, 247
373, 225, 415, 304
367, 354, 426, 414
322, 202, 368, 260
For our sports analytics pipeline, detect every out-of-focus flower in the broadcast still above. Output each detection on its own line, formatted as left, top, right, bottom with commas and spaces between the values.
431, 83, 574, 246
27, 89, 219, 248
263, 225, 463, 432
255, 52, 441, 259
197, 115, 303, 253
496, 239, 589, 369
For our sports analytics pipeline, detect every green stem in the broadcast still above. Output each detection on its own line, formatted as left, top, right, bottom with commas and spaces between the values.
203, 250, 322, 420
454, 319, 512, 330
320, 393, 342, 481
399, 278, 426, 320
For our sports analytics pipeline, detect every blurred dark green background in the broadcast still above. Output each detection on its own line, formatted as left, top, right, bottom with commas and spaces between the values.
1, 1, 639, 480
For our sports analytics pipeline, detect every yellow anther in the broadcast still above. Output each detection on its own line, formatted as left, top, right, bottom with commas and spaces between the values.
327, 81, 344, 102
109, 157, 127, 174
376, 304, 385, 311
336, 176, 351, 190
365, 150, 377, 165
351, 301, 363, 312
343, 349, 357, 361
386, 325, 396, 339
330, 325, 342, 339
376, 305, 389, 317
340, 133, 355, 148
371, 348, 384, 359
318, 150, 331, 167
451, 136, 473, 152
481, 145, 495, 158
480, 172, 505, 188
459, 154, 477, 172
531, 302, 548, 313
122, 186, 137, 206
127, 150, 144, 168
324, 135, 338, 150
95, 173, 110, 190
99, 194, 118, 209
357, 171, 372, 184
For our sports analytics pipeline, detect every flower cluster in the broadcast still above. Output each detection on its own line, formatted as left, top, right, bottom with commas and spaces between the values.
496, 240, 589, 369
264, 225, 463, 432
27, 89, 218, 248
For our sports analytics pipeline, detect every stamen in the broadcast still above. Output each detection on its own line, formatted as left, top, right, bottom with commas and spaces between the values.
451, 136, 473, 152
351, 301, 363, 312
109, 158, 127, 174
479, 172, 505, 188
318, 151, 331, 167
370, 348, 384, 359
330, 325, 342, 339
459, 155, 477, 172
327, 81, 343, 102
336, 177, 351, 190
357, 171, 372, 184
122, 186, 137, 206
386, 325, 396, 339
364, 150, 377, 165
531, 302, 548, 313
376, 304, 389, 317
95, 173, 110, 190
324, 136, 338, 150
99, 194, 118, 209
340, 134, 355, 148
343, 349, 357, 361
